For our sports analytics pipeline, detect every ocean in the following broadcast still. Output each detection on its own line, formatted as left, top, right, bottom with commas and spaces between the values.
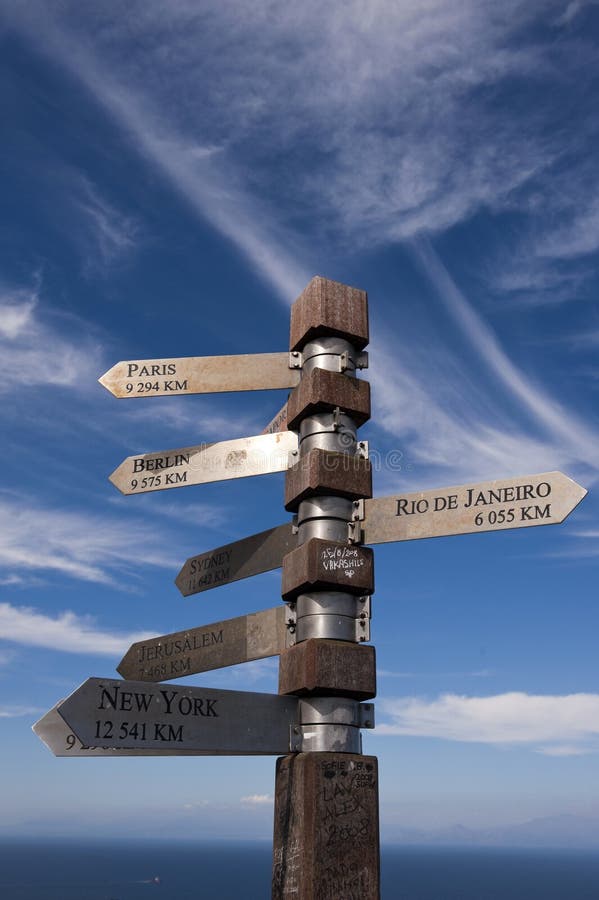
0, 840, 598, 899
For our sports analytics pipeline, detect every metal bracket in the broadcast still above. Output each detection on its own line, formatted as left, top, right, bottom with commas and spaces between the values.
348, 502, 365, 544
338, 350, 369, 373
357, 440, 369, 459
352, 499, 365, 520
291, 514, 299, 535
356, 616, 371, 643
289, 350, 303, 369
359, 703, 375, 729
347, 521, 362, 544
288, 449, 299, 469
285, 604, 297, 647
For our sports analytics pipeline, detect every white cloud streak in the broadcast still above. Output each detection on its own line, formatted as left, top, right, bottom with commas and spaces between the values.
0, 602, 153, 656
379, 692, 599, 754
0, 286, 102, 392
5, 0, 593, 304
0, 704, 42, 718
240, 794, 273, 806
0, 494, 178, 586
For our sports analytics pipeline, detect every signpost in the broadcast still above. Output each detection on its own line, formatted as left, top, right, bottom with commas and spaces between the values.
56, 678, 299, 755
35, 276, 588, 900
117, 606, 292, 681
109, 431, 297, 495
99, 351, 300, 398
355, 471, 587, 545
175, 523, 296, 596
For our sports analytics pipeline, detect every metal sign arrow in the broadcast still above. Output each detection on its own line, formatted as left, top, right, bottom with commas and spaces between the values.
56, 678, 299, 755
109, 431, 298, 495
99, 352, 300, 398
175, 523, 296, 597
356, 471, 587, 545
33, 705, 211, 757
117, 606, 292, 682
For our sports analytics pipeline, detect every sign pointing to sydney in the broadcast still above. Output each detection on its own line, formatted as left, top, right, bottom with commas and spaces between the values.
99, 352, 300, 398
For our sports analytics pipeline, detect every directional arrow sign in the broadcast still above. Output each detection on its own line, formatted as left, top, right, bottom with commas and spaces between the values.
99, 352, 300, 398
33, 704, 212, 757
109, 431, 298, 495
262, 399, 289, 435
117, 606, 291, 681
57, 678, 298, 755
176, 523, 296, 596
360, 471, 587, 545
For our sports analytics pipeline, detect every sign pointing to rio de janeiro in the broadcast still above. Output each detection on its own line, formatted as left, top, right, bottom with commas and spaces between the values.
99, 352, 300, 398
356, 471, 587, 545
117, 606, 292, 682
109, 431, 298, 495
56, 678, 299, 755
175, 523, 296, 597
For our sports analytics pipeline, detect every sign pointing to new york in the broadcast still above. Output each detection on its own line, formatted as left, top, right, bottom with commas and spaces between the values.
117, 606, 291, 681
360, 471, 587, 545
33, 705, 216, 757
57, 678, 299, 755
99, 352, 300, 398
109, 431, 298, 495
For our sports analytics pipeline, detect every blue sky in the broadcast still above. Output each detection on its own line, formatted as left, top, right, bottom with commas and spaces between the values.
0, 1, 598, 842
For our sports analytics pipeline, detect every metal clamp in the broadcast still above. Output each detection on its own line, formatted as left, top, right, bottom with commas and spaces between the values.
289, 350, 303, 369
289, 699, 375, 752
285, 604, 297, 647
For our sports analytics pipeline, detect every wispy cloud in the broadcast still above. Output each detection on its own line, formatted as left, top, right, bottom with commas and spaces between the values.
240, 794, 272, 806
73, 177, 141, 270
0, 494, 179, 587
378, 691, 599, 754
368, 239, 599, 487
7, 1, 595, 304
0, 603, 154, 656
0, 284, 102, 392
0, 704, 42, 719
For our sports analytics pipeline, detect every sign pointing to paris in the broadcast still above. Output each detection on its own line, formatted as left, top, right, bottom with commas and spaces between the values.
357, 471, 587, 545
117, 606, 291, 681
176, 523, 296, 597
99, 352, 300, 398
109, 431, 298, 495
56, 678, 299, 755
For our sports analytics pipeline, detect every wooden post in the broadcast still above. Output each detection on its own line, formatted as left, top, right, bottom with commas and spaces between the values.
272, 277, 380, 899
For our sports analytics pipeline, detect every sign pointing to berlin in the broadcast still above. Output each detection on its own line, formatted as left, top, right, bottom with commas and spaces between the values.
56, 678, 299, 755
109, 431, 298, 495
358, 471, 587, 545
117, 606, 291, 681
99, 352, 300, 398
175, 523, 296, 597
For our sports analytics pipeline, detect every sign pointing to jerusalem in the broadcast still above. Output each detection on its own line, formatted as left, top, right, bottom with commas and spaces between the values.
57, 678, 298, 755
176, 523, 296, 596
99, 352, 300, 398
109, 431, 298, 495
117, 606, 291, 681
359, 471, 587, 545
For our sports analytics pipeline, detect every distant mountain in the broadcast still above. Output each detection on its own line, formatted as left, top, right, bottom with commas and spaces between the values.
384, 814, 599, 849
